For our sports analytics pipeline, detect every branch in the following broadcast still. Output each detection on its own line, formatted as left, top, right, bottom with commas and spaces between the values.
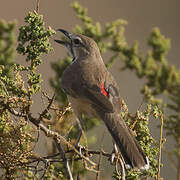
118, 158, 125, 180
36, 0, 40, 13
96, 149, 102, 180
54, 138, 73, 180
157, 114, 164, 180
39, 93, 55, 120
26, 114, 96, 169
66, 147, 111, 158
4, 98, 97, 176
26, 148, 111, 166
4, 97, 92, 165
7, 107, 26, 117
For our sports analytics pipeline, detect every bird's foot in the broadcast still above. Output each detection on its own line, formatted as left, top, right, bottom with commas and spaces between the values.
110, 144, 119, 164
75, 143, 83, 156
110, 144, 132, 169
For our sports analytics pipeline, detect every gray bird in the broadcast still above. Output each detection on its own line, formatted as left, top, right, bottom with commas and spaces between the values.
54, 29, 149, 170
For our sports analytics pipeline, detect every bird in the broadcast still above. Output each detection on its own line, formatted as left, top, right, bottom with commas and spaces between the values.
54, 29, 149, 170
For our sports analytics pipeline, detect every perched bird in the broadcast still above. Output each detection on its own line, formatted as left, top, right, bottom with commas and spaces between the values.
54, 29, 149, 170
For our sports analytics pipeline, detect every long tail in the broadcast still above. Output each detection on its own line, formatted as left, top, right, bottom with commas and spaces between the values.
99, 112, 149, 170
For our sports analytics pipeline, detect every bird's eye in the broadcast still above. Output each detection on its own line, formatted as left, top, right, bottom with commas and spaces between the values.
73, 38, 81, 45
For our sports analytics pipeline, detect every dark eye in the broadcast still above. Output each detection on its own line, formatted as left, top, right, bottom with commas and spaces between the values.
73, 38, 81, 45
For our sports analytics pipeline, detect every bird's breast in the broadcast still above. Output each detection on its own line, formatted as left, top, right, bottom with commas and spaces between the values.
68, 95, 97, 118
61, 60, 106, 96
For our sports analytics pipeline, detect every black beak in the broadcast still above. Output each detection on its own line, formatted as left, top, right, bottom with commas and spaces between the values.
54, 29, 72, 46
54, 29, 75, 60
57, 29, 72, 39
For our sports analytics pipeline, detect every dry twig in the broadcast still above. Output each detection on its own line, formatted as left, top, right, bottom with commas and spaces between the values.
54, 138, 73, 180
157, 114, 164, 180
35, 0, 40, 13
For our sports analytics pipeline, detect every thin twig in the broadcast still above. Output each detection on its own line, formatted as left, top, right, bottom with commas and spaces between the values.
114, 144, 121, 180
39, 93, 55, 120
157, 114, 164, 180
137, 97, 145, 111
76, 116, 88, 147
54, 138, 73, 180
6, 104, 96, 168
96, 149, 102, 180
83, 159, 99, 173
36, 0, 40, 13
112, 144, 126, 180
4, 95, 99, 175
119, 157, 125, 180
37, 121, 96, 167
115, 159, 121, 180
66, 147, 111, 158
96, 131, 105, 180
26, 148, 111, 166
8, 108, 26, 117
5, 105, 97, 169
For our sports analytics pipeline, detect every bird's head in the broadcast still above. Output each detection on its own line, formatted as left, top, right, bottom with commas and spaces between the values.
54, 29, 100, 61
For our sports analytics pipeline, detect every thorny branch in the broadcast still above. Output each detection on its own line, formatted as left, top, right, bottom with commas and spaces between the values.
1, 93, 128, 179
1, 94, 94, 176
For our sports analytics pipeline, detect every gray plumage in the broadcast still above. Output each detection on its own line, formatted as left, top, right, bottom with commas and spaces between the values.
55, 29, 149, 170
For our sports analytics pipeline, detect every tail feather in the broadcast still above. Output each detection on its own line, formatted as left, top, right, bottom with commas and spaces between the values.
98, 112, 149, 169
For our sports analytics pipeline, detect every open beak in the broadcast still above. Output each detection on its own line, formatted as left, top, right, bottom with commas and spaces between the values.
54, 29, 72, 47
54, 29, 75, 60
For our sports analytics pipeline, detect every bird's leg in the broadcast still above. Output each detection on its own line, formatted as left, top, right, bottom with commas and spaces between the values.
110, 143, 118, 164
75, 130, 82, 147
75, 115, 88, 153
111, 143, 131, 170
111, 143, 128, 177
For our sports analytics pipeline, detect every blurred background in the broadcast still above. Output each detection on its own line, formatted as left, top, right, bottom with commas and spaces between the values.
1, 0, 180, 179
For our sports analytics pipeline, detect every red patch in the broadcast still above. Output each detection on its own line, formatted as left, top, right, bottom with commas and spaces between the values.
101, 83, 108, 97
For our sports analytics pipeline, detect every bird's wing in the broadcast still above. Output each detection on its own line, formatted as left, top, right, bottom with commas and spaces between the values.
80, 81, 122, 113
65, 70, 122, 113
84, 85, 114, 113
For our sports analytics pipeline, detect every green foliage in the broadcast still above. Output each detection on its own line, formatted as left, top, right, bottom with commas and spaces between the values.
0, 11, 55, 179
0, 119, 34, 179
16, 11, 55, 96
148, 28, 170, 62
0, 20, 16, 77
17, 11, 54, 65
116, 26, 180, 144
